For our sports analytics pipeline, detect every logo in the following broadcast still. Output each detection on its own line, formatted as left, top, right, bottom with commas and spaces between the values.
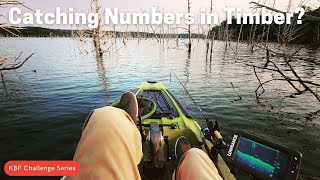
4, 161, 80, 176
227, 134, 238, 157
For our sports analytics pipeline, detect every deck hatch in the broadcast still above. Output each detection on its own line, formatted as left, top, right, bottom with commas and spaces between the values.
138, 90, 177, 118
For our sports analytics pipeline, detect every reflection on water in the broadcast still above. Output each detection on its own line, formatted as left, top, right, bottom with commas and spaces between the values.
0, 38, 319, 179
184, 53, 190, 85
95, 56, 108, 91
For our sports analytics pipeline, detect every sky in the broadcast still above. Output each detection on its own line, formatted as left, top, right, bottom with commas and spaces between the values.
13, 0, 319, 12
1, 0, 319, 31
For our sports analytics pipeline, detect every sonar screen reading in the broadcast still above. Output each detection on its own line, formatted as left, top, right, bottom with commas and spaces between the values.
234, 137, 289, 179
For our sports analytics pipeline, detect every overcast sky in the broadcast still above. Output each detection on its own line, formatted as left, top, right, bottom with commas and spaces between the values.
1, 0, 319, 30
16, 0, 319, 12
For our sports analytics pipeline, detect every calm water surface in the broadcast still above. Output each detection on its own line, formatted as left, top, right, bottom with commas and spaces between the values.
0, 38, 319, 179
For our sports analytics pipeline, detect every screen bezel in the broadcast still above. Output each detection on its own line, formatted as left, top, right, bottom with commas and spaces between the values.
224, 131, 302, 180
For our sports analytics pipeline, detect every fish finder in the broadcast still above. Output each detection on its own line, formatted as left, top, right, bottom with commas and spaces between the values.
224, 131, 302, 180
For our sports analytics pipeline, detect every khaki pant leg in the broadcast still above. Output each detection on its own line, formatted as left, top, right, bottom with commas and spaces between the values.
173, 148, 222, 180
68, 106, 142, 180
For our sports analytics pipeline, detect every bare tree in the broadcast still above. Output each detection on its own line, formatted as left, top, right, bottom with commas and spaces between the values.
0, 1, 34, 85
91, 0, 104, 57
250, 1, 320, 21
205, 0, 214, 55
187, 0, 192, 54
209, 0, 215, 59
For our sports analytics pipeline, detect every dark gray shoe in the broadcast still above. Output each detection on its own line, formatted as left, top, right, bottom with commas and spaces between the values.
175, 136, 191, 164
117, 91, 138, 122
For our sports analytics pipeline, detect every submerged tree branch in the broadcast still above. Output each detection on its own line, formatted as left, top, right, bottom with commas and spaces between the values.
253, 67, 265, 99
246, 64, 320, 86
230, 82, 242, 101
284, 57, 320, 101
0, 53, 34, 71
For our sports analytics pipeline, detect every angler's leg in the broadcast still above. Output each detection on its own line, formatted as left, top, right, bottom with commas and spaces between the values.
68, 106, 142, 180
173, 148, 223, 180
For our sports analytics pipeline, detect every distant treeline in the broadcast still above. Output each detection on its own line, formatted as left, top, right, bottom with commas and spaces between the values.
209, 7, 320, 45
0, 26, 205, 39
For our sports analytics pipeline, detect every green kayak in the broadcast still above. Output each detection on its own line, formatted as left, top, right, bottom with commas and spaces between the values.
111, 81, 235, 180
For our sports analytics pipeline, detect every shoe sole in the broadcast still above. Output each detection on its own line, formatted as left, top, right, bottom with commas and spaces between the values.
119, 91, 138, 122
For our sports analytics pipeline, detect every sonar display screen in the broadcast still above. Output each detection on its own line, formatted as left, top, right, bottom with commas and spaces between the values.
234, 137, 289, 179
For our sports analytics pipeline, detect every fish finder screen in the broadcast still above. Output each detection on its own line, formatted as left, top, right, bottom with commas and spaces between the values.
234, 137, 289, 179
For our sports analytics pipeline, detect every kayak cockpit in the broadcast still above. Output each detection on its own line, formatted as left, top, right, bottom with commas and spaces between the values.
111, 82, 235, 180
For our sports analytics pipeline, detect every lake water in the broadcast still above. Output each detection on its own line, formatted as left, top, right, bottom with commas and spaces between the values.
0, 38, 319, 179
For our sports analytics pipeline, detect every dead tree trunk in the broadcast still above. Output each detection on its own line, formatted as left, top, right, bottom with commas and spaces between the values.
224, 10, 229, 49
187, 0, 192, 54
205, 0, 214, 55
92, 0, 103, 57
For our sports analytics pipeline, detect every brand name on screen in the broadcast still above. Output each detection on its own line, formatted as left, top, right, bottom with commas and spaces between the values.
227, 134, 238, 157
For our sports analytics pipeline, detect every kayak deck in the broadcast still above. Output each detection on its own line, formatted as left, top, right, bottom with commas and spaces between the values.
112, 82, 235, 180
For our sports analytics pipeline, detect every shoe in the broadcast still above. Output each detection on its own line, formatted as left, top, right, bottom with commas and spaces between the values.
117, 91, 138, 122
175, 136, 191, 164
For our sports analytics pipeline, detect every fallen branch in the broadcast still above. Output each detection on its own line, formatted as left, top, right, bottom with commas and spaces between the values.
256, 79, 275, 92
284, 57, 320, 101
254, 67, 265, 99
246, 62, 320, 99
0, 53, 34, 71
246, 64, 320, 87
230, 82, 242, 101
245, 62, 302, 93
